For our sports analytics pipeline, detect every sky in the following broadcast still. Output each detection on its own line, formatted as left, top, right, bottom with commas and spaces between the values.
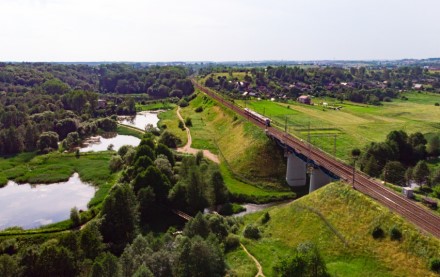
1, 0, 439, 62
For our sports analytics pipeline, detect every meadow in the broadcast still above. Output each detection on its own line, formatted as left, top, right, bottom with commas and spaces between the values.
175, 92, 295, 202
228, 182, 440, 277
236, 91, 440, 161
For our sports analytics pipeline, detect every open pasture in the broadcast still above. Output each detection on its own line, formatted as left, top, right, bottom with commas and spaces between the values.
237, 91, 440, 161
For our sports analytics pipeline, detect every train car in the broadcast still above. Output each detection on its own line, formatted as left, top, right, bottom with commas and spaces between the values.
244, 108, 271, 127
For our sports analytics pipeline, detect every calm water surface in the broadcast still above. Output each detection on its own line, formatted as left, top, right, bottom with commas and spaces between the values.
0, 173, 95, 230
80, 134, 140, 152
119, 111, 160, 130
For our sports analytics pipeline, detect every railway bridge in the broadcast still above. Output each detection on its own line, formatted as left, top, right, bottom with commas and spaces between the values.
193, 80, 440, 238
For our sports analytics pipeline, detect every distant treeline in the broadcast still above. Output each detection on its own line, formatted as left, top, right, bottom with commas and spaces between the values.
202, 65, 440, 105
0, 65, 195, 156
0, 63, 194, 97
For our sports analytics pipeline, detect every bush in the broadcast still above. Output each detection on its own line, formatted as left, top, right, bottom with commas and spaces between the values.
185, 117, 192, 127
225, 234, 240, 252
390, 226, 402, 241
178, 99, 189, 107
195, 106, 203, 113
178, 120, 184, 130
261, 212, 271, 224
243, 224, 260, 240
435, 103, 440, 106
430, 258, 440, 273
372, 226, 385, 239
70, 207, 81, 227
109, 155, 124, 172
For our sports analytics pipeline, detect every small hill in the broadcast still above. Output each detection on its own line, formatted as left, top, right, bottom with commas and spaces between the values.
232, 182, 440, 276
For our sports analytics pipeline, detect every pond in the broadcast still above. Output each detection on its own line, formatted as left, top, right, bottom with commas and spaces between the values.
80, 133, 141, 152
119, 111, 160, 131
0, 173, 96, 230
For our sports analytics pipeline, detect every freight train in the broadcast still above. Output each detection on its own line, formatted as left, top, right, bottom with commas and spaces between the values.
244, 108, 271, 127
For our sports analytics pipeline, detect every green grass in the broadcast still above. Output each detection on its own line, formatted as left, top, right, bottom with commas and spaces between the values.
236, 182, 440, 276
157, 107, 188, 147
0, 151, 117, 208
136, 102, 176, 111
117, 124, 144, 139
225, 247, 258, 277
236, 91, 440, 161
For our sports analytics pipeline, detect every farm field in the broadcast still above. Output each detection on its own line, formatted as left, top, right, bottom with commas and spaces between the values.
230, 182, 440, 277
236, 91, 440, 161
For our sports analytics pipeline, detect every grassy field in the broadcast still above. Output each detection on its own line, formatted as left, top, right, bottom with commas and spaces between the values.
229, 182, 440, 277
136, 101, 176, 111
117, 124, 144, 139
157, 107, 188, 147
177, 92, 295, 201
236, 91, 440, 161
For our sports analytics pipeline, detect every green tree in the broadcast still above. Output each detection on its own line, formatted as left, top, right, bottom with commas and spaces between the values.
35, 245, 77, 277
120, 235, 153, 277
274, 242, 329, 277
80, 222, 103, 260
413, 160, 430, 187
37, 131, 59, 153
100, 185, 138, 254
209, 170, 229, 206
382, 161, 406, 186
184, 213, 210, 238
70, 207, 81, 227
90, 252, 122, 277
0, 254, 18, 277
427, 135, 440, 157
364, 155, 381, 177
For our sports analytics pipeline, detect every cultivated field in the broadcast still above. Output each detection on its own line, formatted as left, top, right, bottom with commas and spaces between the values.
237, 91, 440, 161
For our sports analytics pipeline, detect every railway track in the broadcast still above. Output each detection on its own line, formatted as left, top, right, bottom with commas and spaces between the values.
193, 80, 440, 238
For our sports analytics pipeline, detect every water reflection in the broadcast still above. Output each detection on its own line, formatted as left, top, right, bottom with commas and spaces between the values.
0, 173, 96, 230
119, 111, 160, 131
80, 133, 140, 152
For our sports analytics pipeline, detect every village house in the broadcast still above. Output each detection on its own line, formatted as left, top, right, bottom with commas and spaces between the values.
297, 95, 312, 105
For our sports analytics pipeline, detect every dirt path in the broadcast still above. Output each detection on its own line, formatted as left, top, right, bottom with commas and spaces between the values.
176, 107, 220, 163
240, 243, 265, 277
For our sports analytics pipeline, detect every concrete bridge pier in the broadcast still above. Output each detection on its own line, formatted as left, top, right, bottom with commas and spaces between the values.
286, 153, 307, 187
309, 167, 333, 193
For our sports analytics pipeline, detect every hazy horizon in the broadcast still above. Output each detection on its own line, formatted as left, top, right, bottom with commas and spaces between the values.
1, 0, 440, 62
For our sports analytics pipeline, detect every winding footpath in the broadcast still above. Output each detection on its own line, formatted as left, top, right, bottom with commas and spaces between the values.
241, 243, 265, 277
176, 107, 220, 163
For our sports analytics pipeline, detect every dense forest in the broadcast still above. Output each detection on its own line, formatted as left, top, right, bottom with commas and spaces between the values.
203, 65, 440, 105
0, 64, 195, 156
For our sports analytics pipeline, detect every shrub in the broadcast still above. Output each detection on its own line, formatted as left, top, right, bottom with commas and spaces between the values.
372, 226, 385, 239
70, 207, 81, 227
185, 117, 192, 127
261, 212, 271, 224
109, 155, 124, 172
195, 106, 203, 113
435, 103, 440, 106
178, 99, 189, 107
430, 258, 440, 273
390, 226, 402, 241
243, 224, 260, 240
225, 234, 240, 252
178, 120, 184, 130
